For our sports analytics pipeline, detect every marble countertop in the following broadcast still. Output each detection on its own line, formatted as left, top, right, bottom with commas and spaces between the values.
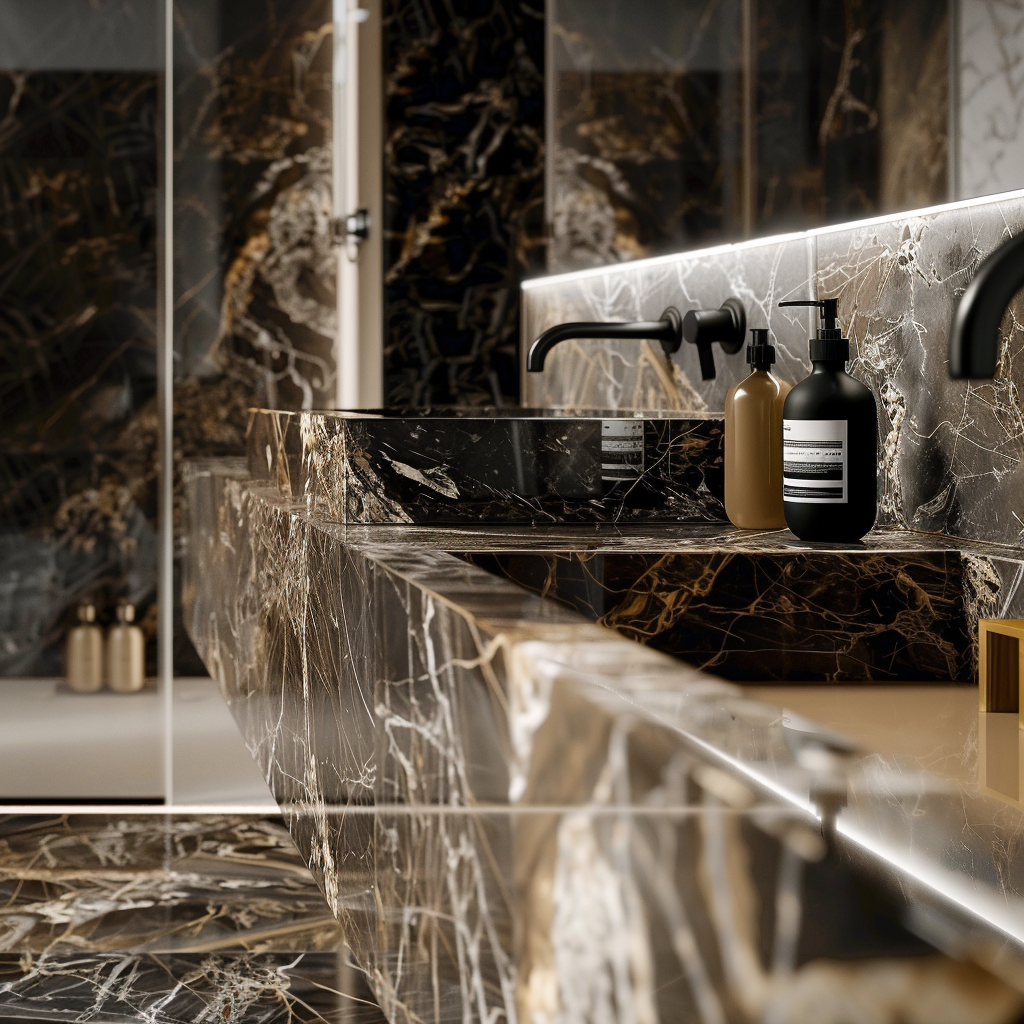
183, 459, 1024, 1023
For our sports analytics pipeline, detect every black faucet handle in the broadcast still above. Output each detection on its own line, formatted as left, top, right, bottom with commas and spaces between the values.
681, 298, 746, 380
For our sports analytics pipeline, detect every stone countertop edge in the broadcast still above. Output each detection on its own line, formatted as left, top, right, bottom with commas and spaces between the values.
186, 470, 1024, 994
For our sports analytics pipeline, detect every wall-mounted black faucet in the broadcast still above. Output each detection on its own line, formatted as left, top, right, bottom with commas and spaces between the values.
949, 231, 1024, 379
526, 298, 747, 380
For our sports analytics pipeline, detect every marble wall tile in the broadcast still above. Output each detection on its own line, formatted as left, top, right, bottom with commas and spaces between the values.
383, 0, 546, 406
549, 0, 744, 268
817, 195, 1024, 545
521, 234, 818, 411
0, 66, 159, 675
958, 0, 1024, 199
173, 0, 336, 412
547, 0, 949, 271
524, 189, 1024, 549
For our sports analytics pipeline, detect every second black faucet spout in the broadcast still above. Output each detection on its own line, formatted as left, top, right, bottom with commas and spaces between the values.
949, 230, 1024, 379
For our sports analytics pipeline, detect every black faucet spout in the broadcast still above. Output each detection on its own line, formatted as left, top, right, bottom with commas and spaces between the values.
526, 298, 746, 380
949, 230, 1024, 379
526, 308, 682, 373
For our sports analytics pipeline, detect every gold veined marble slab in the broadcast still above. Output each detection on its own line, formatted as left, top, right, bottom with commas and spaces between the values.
181, 460, 1024, 1021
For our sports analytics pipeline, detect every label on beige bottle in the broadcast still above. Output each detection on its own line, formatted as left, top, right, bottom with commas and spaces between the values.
782, 419, 847, 503
601, 420, 644, 482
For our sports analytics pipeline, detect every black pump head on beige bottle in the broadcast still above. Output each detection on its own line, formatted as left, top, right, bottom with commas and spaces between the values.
746, 328, 776, 371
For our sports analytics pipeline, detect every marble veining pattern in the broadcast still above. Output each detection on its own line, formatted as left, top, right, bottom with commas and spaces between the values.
0, 950, 379, 1023
958, 0, 1024, 199
0, 65, 160, 676
0, 814, 393, 1023
523, 189, 1024, 549
171, 0, 336, 673
547, 0, 948, 270
383, 0, 545, 406
183, 460, 1024, 1022
0, 815, 344, 954
246, 408, 728, 525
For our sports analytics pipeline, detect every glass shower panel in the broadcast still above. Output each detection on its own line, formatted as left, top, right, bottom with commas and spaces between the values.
170, 1, 336, 805
0, 0, 165, 799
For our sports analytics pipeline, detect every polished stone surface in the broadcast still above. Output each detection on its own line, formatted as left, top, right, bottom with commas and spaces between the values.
0, 815, 342, 953
0, 949, 377, 1023
548, 0, 948, 270
383, 0, 545, 406
184, 460, 1024, 1021
523, 189, 1024, 551
0, 813, 389, 1023
247, 408, 726, 525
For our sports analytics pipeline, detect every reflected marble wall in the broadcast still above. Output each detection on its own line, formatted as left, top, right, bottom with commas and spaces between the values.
383, 0, 545, 406
0, 51, 160, 674
172, 0, 335, 670
548, 0, 950, 271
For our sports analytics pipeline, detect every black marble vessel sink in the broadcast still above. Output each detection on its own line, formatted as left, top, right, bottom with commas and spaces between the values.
247, 408, 726, 525
455, 527, 989, 683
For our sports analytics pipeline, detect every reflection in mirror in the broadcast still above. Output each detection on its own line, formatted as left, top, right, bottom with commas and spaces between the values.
978, 713, 1022, 805
547, 0, 1024, 271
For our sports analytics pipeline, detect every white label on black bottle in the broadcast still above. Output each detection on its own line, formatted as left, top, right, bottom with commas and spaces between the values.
601, 420, 644, 481
783, 419, 847, 503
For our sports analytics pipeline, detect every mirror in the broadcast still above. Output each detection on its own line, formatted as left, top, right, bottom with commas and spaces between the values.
547, 0, 1009, 271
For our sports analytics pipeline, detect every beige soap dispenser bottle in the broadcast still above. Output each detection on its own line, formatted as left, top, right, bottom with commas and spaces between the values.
107, 600, 145, 693
724, 328, 791, 529
65, 602, 105, 693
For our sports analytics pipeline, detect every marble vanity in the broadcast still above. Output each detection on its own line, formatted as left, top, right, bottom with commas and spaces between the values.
184, 415, 1024, 1024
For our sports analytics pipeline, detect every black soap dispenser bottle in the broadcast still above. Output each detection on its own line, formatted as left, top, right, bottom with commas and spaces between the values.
777, 299, 877, 542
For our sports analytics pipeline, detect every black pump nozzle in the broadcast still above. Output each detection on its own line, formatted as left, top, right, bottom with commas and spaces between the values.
778, 298, 842, 339
778, 298, 849, 362
746, 328, 776, 371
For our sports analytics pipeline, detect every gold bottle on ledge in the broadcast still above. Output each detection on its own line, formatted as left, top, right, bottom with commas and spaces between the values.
106, 601, 145, 693
65, 602, 104, 693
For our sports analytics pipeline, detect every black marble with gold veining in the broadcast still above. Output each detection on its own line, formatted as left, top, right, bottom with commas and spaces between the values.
462, 547, 974, 682
548, 0, 948, 270
0, 65, 159, 675
172, 0, 335, 672
0, 814, 391, 1023
383, 0, 545, 406
247, 407, 727, 525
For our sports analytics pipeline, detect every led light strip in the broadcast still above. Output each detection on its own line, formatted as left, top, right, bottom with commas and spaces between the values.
522, 185, 1024, 291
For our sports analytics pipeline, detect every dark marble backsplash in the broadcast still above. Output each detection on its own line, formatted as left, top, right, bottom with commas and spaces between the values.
523, 189, 1024, 551
383, 0, 545, 406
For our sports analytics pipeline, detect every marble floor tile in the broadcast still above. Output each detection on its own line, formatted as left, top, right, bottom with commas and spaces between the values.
0, 815, 343, 954
0, 949, 385, 1024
